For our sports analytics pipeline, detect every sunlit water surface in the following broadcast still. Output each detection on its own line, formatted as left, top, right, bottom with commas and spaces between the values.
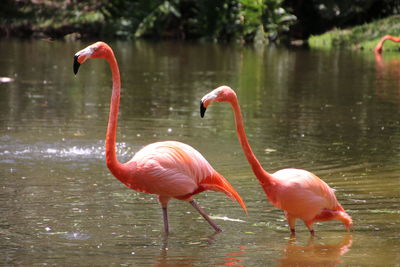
1, 40, 399, 266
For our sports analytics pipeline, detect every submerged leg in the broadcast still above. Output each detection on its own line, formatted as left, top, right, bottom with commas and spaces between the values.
189, 200, 222, 232
158, 196, 171, 234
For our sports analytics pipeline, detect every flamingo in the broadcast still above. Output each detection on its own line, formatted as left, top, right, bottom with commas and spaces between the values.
73, 42, 246, 234
200, 86, 352, 235
375, 35, 400, 53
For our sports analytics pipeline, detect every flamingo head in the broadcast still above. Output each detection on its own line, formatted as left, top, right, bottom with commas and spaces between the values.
73, 41, 112, 74
200, 85, 236, 118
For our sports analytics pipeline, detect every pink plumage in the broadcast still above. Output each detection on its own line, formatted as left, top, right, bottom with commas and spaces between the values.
123, 141, 245, 203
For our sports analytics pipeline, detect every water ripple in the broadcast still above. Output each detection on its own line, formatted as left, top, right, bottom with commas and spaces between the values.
62, 232, 92, 240
0, 140, 137, 163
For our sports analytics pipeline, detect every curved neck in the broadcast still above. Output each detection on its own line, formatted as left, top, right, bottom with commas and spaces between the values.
385, 35, 400, 43
229, 97, 274, 186
376, 35, 400, 52
105, 52, 124, 175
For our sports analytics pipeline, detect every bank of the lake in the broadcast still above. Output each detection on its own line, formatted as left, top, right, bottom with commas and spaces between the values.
309, 15, 400, 51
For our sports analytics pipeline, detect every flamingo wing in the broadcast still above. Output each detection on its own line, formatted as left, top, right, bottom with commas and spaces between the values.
126, 141, 210, 197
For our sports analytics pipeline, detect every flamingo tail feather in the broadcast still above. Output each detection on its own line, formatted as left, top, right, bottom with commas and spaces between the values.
201, 173, 247, 214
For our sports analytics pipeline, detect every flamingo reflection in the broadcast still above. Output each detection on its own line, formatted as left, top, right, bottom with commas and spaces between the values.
216, 245, 246, 267
155, 234, 246, 267
277, 234, 353, 266
374, 51, 400, 104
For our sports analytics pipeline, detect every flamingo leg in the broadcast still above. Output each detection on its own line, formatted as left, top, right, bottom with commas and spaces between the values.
189, 200, 222, 232
304, 220, 315, 235
162, 207, 169, 234
158, 196, 171, 234
285, 212, 297, 235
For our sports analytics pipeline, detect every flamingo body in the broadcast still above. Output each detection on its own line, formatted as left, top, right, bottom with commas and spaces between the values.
269, 169, 351, 228
268, 169, 337, 216
122, 141, 243, 202
73, 43, 246, 234
200, 86, 352, 234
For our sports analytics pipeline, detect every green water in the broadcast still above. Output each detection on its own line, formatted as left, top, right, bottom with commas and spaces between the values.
0, 40, 399, 266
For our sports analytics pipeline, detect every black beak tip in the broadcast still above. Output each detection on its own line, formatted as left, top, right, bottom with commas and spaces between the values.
200, 101, 207, 118
73, 55, 80, 75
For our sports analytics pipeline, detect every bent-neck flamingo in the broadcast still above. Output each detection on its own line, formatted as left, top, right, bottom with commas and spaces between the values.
200, 85, 352, 235
375, 35, 400, 53
73, 42, 246, 234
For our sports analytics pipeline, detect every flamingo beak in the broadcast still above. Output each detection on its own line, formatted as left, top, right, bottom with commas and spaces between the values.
73, 46, 95, 75
200, 89, 219, 118
200, 101, 207, 118
73, 55, 80, 75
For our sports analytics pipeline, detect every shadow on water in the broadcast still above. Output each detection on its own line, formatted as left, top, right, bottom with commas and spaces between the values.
1, 39, 400, 265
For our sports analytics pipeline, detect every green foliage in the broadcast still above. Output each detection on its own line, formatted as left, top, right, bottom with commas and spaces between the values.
130, 0, 296, 43
0, 0, 107, 38
239, 0, 264, 39
132, 0, 243, 41
0, 0, 296, 42
190, 0, 242, 41
134, 0, 182, 38
4, 0, 399, 45
263, 0, 296, 41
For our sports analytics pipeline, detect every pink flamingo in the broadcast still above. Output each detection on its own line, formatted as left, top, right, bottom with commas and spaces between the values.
200, 86, 352, 235
73, 42, 246, 234
375, 35, 400, 53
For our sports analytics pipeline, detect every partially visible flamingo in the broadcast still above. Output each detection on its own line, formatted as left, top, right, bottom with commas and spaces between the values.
375, 35, 400, 53
200, 86, 352, 235
73, 42, 246, 234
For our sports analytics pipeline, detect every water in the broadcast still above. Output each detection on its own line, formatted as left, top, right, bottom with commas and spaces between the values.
1, 39, 399, 266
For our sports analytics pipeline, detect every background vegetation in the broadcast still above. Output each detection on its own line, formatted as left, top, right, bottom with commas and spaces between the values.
0, 0, 400, 45
309, 15, 400, 50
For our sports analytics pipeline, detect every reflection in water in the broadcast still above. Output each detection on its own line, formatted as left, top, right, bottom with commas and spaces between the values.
155, 232, 247, 267
217, 245, 246, 267
374, 51, 400, 104
277, 235, 353, 266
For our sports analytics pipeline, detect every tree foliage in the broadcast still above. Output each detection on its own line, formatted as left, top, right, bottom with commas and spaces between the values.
0, 0, 400, 42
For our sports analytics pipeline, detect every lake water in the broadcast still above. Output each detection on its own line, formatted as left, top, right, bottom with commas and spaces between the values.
0, 39, 399, 266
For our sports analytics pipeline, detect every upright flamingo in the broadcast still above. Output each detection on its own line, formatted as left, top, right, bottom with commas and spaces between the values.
375, 35, 400, 53
200, 86, 352, 235
73, 42, 246, 234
